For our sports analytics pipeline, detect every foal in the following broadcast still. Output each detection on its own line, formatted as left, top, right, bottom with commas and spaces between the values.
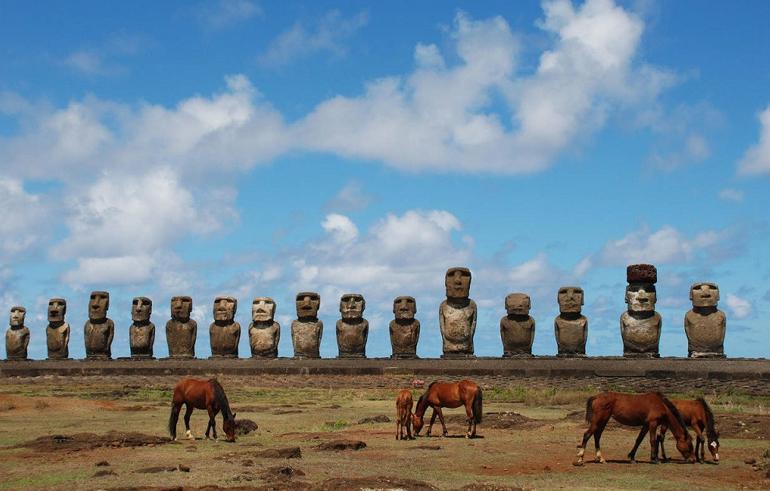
657, 398, 720, 463
395, 389, 414, 440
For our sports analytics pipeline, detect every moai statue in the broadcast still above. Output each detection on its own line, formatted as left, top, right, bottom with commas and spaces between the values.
5, 306, 30, 360
336, 294, 369, 358
166, 296, 197, 359
500, 293, 535, 357
209, 297, 240, 358
684, 282, 726, 358
389, 296, 420, 359
439, 267, 477, 358
291, 292, 322, 359
620, 264, 661, 358
555, 286, 588, 357
129, 297, 155, 359
84, 291, 114, 360
46, 298, 70, 360
249, 297, 280, 358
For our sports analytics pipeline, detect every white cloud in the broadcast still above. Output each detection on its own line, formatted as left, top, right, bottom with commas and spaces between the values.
258, 10, 368, 67
725, 293, 752, 319
718, 188, 744, 202
324, 181, 372, 212
195, 0, 261, 30
0, 178, 50, 258
738, 105, 770, 176
62, 33, 147, 76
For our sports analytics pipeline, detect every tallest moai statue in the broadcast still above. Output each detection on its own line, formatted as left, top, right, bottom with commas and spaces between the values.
620, 264, 661, 358
439, 267, 477, 359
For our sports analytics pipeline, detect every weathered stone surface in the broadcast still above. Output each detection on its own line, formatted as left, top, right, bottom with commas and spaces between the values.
439, 267, 477, 358
685, 282, 726, 358
210, 297, 240, 358
249, 297, 280, 358
390, 296, 420, 359
46, 298, 70, 360
336, 294, 368, 358
84, 291, 114, 360
129, 297, 155, 359
166, 296, 197, 359
6, 306, 29, 360
621, 265, 660, 358
292, 292, 322, 359
555, 286, 587, 357
500, 293, 535, 357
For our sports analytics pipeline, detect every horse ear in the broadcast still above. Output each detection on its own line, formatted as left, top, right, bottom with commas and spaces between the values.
232, 412, 237, 419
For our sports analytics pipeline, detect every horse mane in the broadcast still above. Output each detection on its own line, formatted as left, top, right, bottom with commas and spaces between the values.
209, 379, 234, 421
697, 397, 719, 441
659, 394, 689, 437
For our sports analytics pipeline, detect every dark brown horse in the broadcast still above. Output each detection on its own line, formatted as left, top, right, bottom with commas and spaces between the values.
577, 392, 694, 465
657, 398, 720, 463
396, 389, 414, 440
412, 380, 482, 438
168, 377, 237, 442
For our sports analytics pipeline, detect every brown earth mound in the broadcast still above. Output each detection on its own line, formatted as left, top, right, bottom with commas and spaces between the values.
235, 418, 258, 435
16, 431, 170, 452
454, 484, 523, 491
316, 439, 367, 451
316, 476, 436, 490
358, 415, 390, 424
255, 446, 302, 459
446, 411, 542, 430
261, 465, 306, 480
716, 414, 770, 439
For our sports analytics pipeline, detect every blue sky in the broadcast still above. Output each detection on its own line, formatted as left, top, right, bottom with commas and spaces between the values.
1, 0, 768, 360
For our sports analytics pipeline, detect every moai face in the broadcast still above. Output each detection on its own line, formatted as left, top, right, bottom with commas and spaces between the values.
690, 282, 720, 308
252, 297, 276, 322
213, 297, 237, 322
558, 287, 584, 314
393, 296, 417, 320
10, 306, 26, 327
445, 267, 472, 299
625, 285, 656, 312
171, 296, 193, 322
340, 294, 365, 320
48, 298, 66, 323
505, 293, 531, 316
296, 292, 320, 318
88, 291, 109, 320
131, 297, 153, 322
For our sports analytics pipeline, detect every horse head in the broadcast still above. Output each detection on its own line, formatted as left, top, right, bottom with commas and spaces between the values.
223, 412, 237, 442
707, 434, 720, 463
411, 413, 424, 435
675, 433, 695, 463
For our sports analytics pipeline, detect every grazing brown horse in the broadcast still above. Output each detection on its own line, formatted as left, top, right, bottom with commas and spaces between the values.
657, 398, 720, 463
577, 392, 694, 465
412, 380, 482, 438
168, 378, 237, 442
396, 389, 414, 440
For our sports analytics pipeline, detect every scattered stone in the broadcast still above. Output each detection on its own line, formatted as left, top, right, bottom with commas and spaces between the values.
255, 447, 302, 459
241, 460, 254, 467
745, 458, 757, 465
261, 465, 305, 480
318, 476, 435, 490
412, 445, 441, 450
358, 415, 390, 424
95, 461, 110, 467
412, 379, 425, 389
92, 470, 116, 478
178, 464, 190, 472
235, 418, 258, 435
273, 409, 303, 415
134, 466, 177, 474
316, 440, 366, 451
17, 431, 169, 453
455, 484, 523, 491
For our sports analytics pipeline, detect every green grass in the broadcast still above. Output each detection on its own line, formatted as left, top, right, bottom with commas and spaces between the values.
319, 419, 350, 431
0, 469, 89, 490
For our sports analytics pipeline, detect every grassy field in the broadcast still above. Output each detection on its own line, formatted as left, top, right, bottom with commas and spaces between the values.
0, 375, 768, 490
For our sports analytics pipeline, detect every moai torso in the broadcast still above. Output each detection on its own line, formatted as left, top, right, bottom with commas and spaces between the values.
500, 293, 535, 357
554, 287, 587, 356
336, 294, 368, 358
249, 297, 280, 358
439, 267, 477, 358
46, 298, 70, 359
620, 264, 661, 358
6, 306, 29, 360
684, 283, 726, 358
291, 292, 322, 359
84, 291, 114, 360
129, 297, 155, 358
389, 296, 420, 359
209, 296, 240, 358
166, 296, 197, 358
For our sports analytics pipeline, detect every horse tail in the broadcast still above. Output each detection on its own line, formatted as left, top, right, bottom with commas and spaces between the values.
473, 386, 483, 424
698, 397, 719, 441
210, 379, 234, 421
661, 395, 690, 438
585, 396, 596, 423
168, 399, 180, 438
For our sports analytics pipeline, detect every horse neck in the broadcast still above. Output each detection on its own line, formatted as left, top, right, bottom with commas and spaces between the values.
210, 380, 233, 420
415, 395, 429, 418
699, 399, 718, 442
663, 405, 689, 442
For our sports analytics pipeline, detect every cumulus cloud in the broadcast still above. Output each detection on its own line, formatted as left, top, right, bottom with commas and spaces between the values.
62, 33, 147, 76
195, 0, 261, 30
718, 188, 744, 202
324, 181, 372, 212
0, 178, 50, 258
725, 293, 752, 319
738, 105, 770, 176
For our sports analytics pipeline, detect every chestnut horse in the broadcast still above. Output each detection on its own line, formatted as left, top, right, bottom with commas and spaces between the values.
168, 377, 237, 442
657, 398, 720, 463
577, 392, 693, 464
395, 389, 414, 440
412, 380, 482, 438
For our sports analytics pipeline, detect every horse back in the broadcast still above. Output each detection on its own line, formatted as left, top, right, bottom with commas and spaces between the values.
173, 378, 214, 409
598, 392, 667, 426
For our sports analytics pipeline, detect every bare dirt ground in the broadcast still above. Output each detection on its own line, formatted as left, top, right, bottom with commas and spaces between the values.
0, 374, 769, 490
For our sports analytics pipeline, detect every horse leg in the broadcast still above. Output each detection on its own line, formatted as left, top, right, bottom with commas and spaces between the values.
169, 402, 182, 440
694, 426, 705, 463
627, 426, 649, 463
406, 411, 413, 440
207, 406, 219, 440
183, 404, 195, 440
648, 421, 660, 463
436, 407, 448, 437
396, 410, 401, 440
464, 399, 474, 438
577, 417, 603, 465
427, 408, 438, 437
657, 427, 669, 462
593, 419, 608, 463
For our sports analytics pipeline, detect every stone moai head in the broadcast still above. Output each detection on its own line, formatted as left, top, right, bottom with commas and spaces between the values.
295, 292, 320, 318
625, 264, 657, 313
131, 297, 153, 322
690, 282, 720, 308
393, 296, 417, 320
171, 296, 193, 322
558, 286, 584, 314
10, 306, 26, 327
48, 298, 66, 323
340, 294, 365, 320
505, 293, 531, 316
445, 267, 472, 299
213, 297, 237, 322
252, 297, 276, 323
88, 291, 110, 321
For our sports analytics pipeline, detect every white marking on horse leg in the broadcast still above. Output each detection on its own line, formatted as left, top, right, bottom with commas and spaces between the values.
577, 448, 585, 458
185, 429, 194, 440
596, 450, 605, 463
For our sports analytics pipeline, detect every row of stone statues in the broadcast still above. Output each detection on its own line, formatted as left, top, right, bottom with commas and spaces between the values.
4, 264, 726, 361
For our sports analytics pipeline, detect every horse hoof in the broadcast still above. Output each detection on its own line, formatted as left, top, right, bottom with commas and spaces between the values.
629, 459, 637, 464
573, 460, 584, 467
650, 459, 659, 465
596, 458, 606, 464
